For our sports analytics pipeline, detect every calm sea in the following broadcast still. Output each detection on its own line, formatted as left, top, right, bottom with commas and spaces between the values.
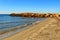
0, 14, 44, 31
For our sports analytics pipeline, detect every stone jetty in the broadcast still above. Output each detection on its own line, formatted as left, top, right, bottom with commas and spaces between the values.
10, 13, 60, 18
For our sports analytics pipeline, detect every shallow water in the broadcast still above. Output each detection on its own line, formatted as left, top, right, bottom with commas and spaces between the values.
0, 14, 45, 31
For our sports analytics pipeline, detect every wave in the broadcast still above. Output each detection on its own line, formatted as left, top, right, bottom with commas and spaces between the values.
0, 21, 35, 24
0, 21, 22, 24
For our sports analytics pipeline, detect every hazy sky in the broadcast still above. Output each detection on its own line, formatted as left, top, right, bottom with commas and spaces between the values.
0, 0, 60, 14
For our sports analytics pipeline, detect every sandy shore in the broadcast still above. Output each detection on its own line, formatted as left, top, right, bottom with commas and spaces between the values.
0, 18, 44, 39
3, 18, 60, 40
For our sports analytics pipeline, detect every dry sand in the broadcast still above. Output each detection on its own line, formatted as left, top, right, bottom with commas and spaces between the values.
3, 18, 60, 40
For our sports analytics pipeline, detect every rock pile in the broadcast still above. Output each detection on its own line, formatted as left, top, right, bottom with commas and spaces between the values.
10, 13, 60, 18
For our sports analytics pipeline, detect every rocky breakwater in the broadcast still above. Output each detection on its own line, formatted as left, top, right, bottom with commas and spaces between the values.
10, 13, 60, 18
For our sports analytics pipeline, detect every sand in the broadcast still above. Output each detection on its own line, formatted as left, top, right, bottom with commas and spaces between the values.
3, 18, 60, 40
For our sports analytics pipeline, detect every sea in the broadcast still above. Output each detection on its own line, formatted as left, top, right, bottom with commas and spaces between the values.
0, 14, 44, 31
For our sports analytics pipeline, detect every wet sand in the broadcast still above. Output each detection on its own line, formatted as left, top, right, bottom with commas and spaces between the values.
3, 18, 60, 40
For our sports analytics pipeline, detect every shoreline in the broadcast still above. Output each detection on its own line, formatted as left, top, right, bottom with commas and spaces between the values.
3, 18, 60, 40
0, 18, 45, 39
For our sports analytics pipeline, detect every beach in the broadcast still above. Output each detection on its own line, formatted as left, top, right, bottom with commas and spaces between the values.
0, 14, 44, 35
2, 18, 60, 40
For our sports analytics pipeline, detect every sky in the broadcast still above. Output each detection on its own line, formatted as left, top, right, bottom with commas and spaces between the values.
0, 0, 60, 14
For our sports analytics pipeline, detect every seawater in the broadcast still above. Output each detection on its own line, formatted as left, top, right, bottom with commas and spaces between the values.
0, 14, 44, 31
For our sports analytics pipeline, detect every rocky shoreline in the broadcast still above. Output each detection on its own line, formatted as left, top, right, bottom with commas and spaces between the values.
10, 13, 60, 18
